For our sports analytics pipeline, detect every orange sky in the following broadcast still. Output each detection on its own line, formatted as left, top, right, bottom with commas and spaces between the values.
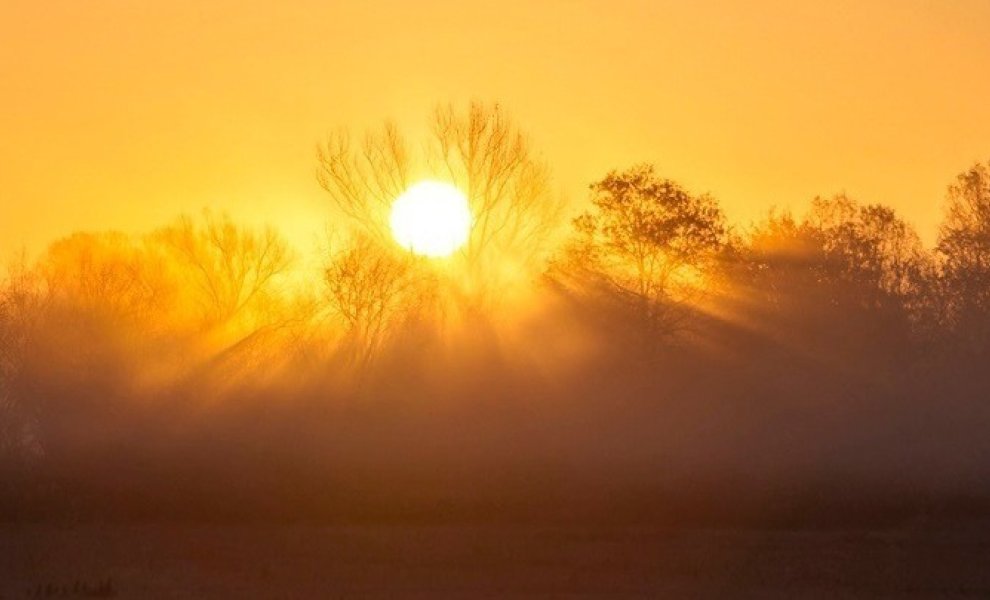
2, 0, 989, 254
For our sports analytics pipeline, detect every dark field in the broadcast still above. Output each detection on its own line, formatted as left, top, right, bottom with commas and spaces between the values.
2, 522, 990, 598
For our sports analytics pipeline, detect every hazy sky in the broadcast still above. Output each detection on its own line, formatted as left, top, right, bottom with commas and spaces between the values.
3, 0, 989, 253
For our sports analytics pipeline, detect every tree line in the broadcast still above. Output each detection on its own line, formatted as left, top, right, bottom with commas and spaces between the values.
2, 101, 990, 479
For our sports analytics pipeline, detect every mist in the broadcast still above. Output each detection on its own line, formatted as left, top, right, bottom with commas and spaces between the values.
4, 138, 990, 529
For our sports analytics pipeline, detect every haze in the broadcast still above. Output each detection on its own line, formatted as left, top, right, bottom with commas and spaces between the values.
6, 3, 990, 596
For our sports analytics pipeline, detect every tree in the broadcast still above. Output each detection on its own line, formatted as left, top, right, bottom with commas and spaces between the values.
149, 212, 303, 386
316, 122, 410, 245
733, 208, 825, 312
324, 235, 435, 371
730, 196, 930, 382
0, 257, 48, 463
34, 233, 177, 395
808, 194, 928, 314
427, 103, 560, 274
559, 164, 726, 337
936, 161, 990, 351
739, 195, 927, 319
322, 235, 433, 370
155, 212, 294, 329
41, 232, 172, 323
317, 101, 562, 302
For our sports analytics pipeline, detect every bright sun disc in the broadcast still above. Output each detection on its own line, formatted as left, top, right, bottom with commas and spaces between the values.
390, 181, 471, 257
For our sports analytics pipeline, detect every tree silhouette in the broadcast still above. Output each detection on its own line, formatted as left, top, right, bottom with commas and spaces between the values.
316, 122, 410, 245
29, 232, 178, 405
0, 257, 47, 463
731, 196, 929, 383
427, 103, 561, 278
558, 164, 726, 339
155, 212, 294, 329
808, 194, 928, 315
936, 161, 990, 354
322, 235, 433, 370
41, 232, 172, 324
148, 212, 305, 386
317, 101, 562, 303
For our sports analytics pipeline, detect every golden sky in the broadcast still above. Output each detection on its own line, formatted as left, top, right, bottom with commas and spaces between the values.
3, 0, 989, 253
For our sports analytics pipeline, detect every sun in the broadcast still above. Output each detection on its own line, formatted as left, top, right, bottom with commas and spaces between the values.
390, 181, 472, 257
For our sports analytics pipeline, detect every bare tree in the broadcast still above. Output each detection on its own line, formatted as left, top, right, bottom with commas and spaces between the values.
322, 235, 433, 370
30, 233, 177, 397
155, 212, 294, 329
316, 101, 562, 302
41, 232, 173, 323
427, 102, 561, 276
316, 122, 411, 245
0, 256, 48, 463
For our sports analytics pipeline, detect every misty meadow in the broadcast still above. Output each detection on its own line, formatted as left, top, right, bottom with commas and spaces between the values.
3, 103, 990, 530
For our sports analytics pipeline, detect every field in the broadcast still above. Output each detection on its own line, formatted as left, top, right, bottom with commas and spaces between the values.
2, 521, 990, 598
